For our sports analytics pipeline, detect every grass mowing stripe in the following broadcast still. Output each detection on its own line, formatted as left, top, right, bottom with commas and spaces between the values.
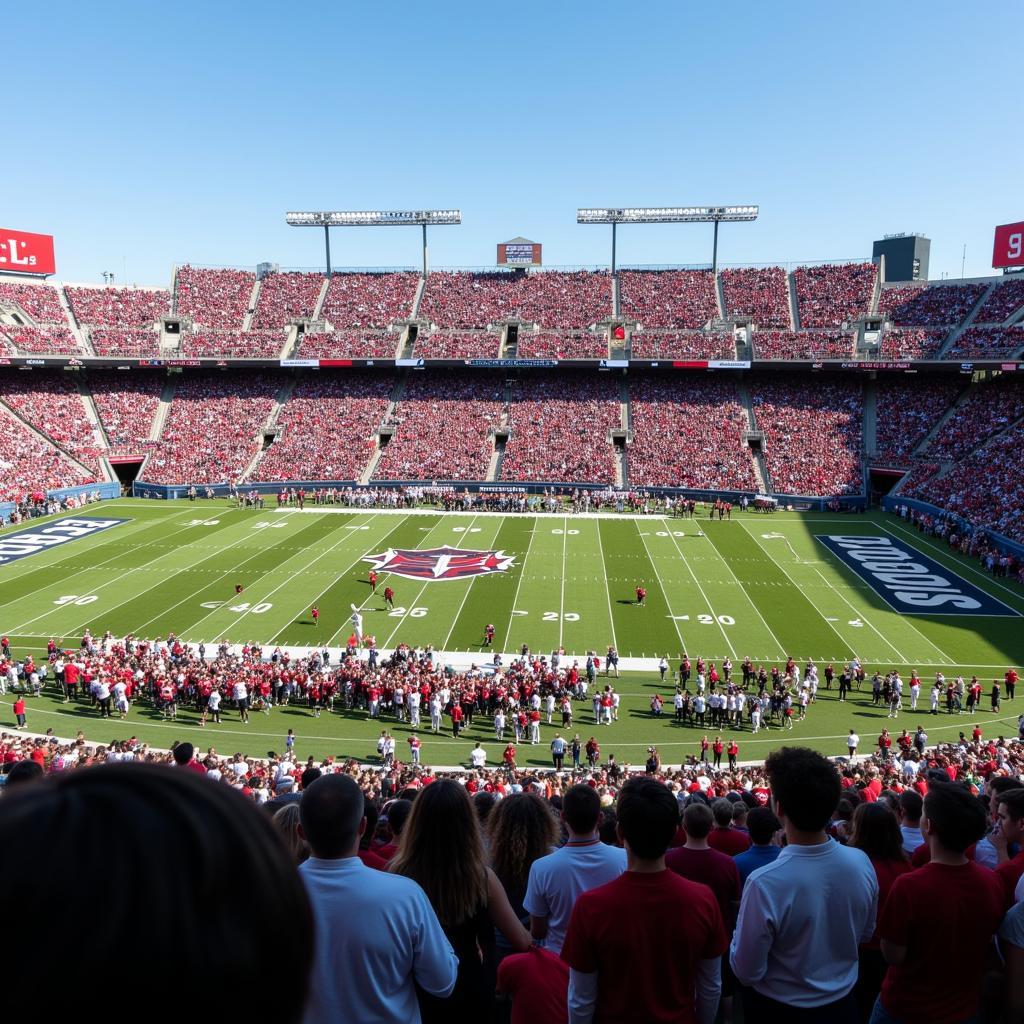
511, 525, 563, 653
558, 517, 568, 649
440, 517, 508, 651
562, 520, 615, 657
118, 515, 354, 640
633, 522, 687, 654
502, 517, 539, 649
445, 516, 534, 654
590, 516, 619, 652
0, 512, 258, 636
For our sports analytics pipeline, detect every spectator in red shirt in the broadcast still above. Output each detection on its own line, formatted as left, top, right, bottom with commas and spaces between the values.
874, 783, 1005, 1024
706, 798, 752, 857
12, 697, 26, 729
562, 776, 727, 1024
667, 801, 742, 926
497, 946, 568, 1024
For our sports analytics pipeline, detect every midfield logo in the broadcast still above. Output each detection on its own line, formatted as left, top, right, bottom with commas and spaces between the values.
363, 546, 515, 582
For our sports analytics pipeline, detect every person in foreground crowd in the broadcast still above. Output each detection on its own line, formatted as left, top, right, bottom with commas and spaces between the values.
0, 763, 313, 1021
731, 746, 878, 1023
562, 775, 727, 1024
298, 774, 458, 1024
524, 783, 627, 956
872, 782, 1005, 1024
733, 805, 782, 886
388, 778, 533, 1023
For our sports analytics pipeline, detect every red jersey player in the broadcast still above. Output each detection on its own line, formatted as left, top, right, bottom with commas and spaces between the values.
311, 605, 319, 626
383, 585, 395, 610
484, 623, 495, 646
635, 585, 647, 606
369, 570, 378, 592
234, 584, 244, 595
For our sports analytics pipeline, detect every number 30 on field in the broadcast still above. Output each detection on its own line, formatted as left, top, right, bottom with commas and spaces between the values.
54, 595, 97, 606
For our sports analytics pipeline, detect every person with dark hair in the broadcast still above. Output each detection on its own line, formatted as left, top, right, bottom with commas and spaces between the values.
524, 783, 626, 956
171, 741, 206, 774
872, 783, 1004, 1024
375, 798, 413, 862
563, 776, 726, 1024
667, 801, 741, 926
992, 787, 1024, 902
0, 763, 313, 1021
299, 774, 457, 1023
707, 796, 752, 856
849, 803, 911, 1022
731, 747, 878, 1023
896, 790, 923, 854
3, 759, 43, 787
389, 779, 531, 1023
733, 806, 781, 886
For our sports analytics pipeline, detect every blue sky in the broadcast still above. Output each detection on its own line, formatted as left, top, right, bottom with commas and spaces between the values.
7, 1, 1021, 286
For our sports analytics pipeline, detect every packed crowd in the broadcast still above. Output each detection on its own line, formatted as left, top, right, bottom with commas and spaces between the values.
516, 332, 609, 360
88, 328, 163, 357
976, 277, 1024, 324
924, 378, 1024, 460
65, 285, 169, 327
251, 374, 392, 483
0, 373, 106, 474
0, 280, 68, 323
946, 326, 1024, 360
626, 377, 758, 490
719, 266, 792, 328
617, 270, 719, 328
319, 272, 419, 328
502, 377, 620, 484
412, 331, 503, 360
629, 331, 735, 360
141, 372, 279, 485
4, 656, 1024, 1024
374, 374, 505, 482
879, 283, 987, 327
794, 262, 877, 328
175, 266, 255, 329
182, 330, 289, 358
296, 330, 404, 359
419, 271, 612, 329
3, 325, 84, 355
752, 377, 864, 495
87, 371, 164, 453
873, 379, 964, 466
251, 272, 324, 329
0, 403, 93, 501
876, 327, 950, 360
752, 329, 856, 360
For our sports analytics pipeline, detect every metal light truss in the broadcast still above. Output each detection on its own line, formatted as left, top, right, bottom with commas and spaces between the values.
286, 210, 461, 227
577, 206, 758, 224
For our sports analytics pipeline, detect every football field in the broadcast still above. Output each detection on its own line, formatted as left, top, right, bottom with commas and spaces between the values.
1, 499, 1022, 764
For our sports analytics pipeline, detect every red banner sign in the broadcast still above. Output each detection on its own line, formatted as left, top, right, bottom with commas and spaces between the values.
993, 221, 1024, 269
0, 229, 56, 275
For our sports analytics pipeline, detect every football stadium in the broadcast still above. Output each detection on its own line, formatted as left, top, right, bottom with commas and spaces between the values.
3, 4, 1024, 1023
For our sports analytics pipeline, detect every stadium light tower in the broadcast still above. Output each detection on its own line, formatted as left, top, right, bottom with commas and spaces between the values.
576, 206, 759, 277
285, 209, 462, 277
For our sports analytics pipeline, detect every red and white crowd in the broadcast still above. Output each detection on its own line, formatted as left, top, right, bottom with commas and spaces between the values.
946, 327, 1024, 360
517, 332, 609, 360
794, 262, 877, 328
297, 331, 404, 359
412, 331, 502, 360
752, 377, 864, 495
719, 266, 791, 327
88, 328, 163, 357
251, 272, 324, 329
617, 270, 719, 328
65, 286, 169, 327
0, 404, 94, 501
629, 332, 735, 360
0, 280, 68, 323
319, 273, 419, 328
88, 371, 164, 454
873, 379, 963, 466
976, 277, 1024, 324
2, 326, 84, 355
627, 377, 758, 490
879, 283, 987, 327
251, 374, 392, 483
175, 266, 255, 329
752, 330, 855, 360
501, 377, 620, 484
924, 378, 1024, 460
877, 327, 949, 360
182, 330, 289, 358
374, 374, 505, 482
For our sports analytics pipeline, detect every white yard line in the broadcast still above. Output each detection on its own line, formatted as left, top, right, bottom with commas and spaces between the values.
503, 518, 539, 645
633, 522, 689, 656
379, 516, 482, 649
738, 519, 910, 663
688, 520, 789, 660
558, 516, 568, 650
2, 513, 262, 636
592, 518, 620, 652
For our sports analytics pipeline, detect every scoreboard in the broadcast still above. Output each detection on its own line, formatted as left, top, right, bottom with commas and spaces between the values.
993, 221, 1024, 270
497, 239, 542, 267
0, 228, 56, 276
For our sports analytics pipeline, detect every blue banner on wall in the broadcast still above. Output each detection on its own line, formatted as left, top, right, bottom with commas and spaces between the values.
816, 534, 1020, 617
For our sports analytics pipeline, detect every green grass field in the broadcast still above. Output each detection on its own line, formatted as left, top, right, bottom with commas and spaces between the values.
1, 499, 1022, 765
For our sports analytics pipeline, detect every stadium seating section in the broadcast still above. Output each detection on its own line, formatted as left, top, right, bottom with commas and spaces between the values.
793, 263, 876, 328
879, 283, 986, 326
618, 270, 718, 328
319, 272, 419, 328
175, 266, 255, 329
411, 331, 501, 360
88, 371, 164, 453
182, 331, 288, 359
295, 331, 403, 359
517, 332, 609, 360
251, 272, 323, 328
630, 332, 735, 360
753, 330, 854, 360
66, 286, 169, 327
719, 266, 791, 328
873, 379, 963, 465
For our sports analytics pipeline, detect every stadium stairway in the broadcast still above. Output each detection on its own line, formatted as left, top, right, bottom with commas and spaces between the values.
242, 379, 296, 480
241, 278, 261, 332
738, 382, 772, 492
149, 380, 177, 441
787, 272, 800, 330
56, 285, 95, 355
278, 326, 300, 360
311, 277, 330, 322
0, 399, 97, 479
914, 382, 974, 456
360, 376, 407, 483
862, 379, 878, 457
77, 379, 111, 449
936, 280, 1000, 357
409, 276, 426, 320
